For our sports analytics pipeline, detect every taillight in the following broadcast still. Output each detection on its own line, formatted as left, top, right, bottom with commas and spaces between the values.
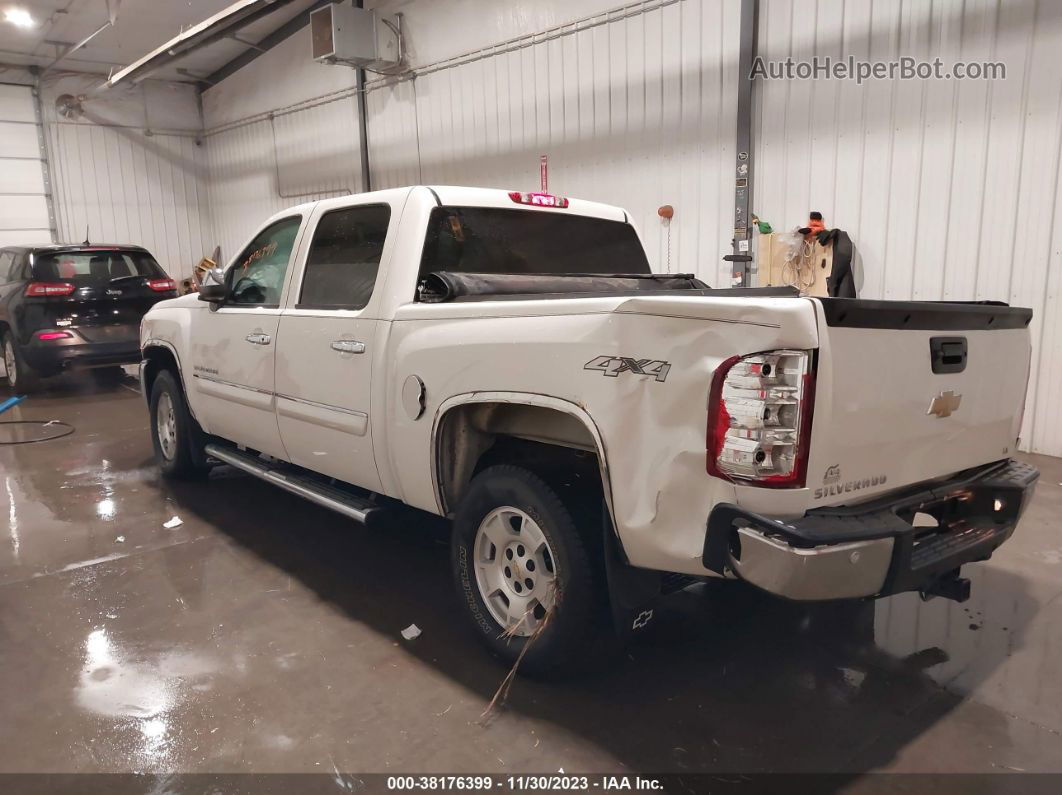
147, 279, 177, 292
707, 350, 816, 488
38, 331, 73, 341
508, 191, 569, 208
25, 282, 75, 297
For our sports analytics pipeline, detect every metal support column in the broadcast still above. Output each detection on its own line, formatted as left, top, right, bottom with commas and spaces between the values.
728, 0, 759, 286
30, 71, 60, 243
355, 0, 372, 192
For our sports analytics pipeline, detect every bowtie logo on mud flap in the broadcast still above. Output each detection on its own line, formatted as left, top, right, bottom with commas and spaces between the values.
632, 609, 654, 630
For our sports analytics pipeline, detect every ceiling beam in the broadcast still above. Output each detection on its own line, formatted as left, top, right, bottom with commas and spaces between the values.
203, 0, 334, 89
109, 0, 301, 87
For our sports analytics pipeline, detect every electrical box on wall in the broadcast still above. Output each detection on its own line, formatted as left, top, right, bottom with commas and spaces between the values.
311, 2, 399, 70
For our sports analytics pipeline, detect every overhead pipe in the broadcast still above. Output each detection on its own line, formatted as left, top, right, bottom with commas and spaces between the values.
41, 21, 112, 75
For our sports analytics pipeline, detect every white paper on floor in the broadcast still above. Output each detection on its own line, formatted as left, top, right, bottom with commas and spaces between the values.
400, 624, 422, 641
163, 516, 183, 529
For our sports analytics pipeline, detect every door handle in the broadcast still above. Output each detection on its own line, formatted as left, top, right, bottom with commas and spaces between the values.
245, 332, 272, 346
330, 340, 366, 354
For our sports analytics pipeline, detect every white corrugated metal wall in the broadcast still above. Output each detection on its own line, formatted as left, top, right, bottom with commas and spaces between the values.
204, 99, 363, 261
38, 77, 213, 277
0, 83, 53, 247
366, 0, 741, 285
203, 0, 741, 286
201, 25, 364, 261
754, 0, 1062, 455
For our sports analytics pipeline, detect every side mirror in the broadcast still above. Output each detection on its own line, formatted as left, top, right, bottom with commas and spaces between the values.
198, 268, 228, 304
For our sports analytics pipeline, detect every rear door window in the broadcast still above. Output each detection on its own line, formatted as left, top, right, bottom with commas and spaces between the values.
418, 206, 651, 288
0, 252, 13, 282
32, 250, 166, 285
299, 205, 391, 310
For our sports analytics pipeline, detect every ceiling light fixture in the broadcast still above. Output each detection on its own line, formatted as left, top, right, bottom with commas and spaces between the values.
4, 7, 36, 29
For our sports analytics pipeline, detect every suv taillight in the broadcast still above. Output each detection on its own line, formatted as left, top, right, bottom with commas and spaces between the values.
707, 350, 816, 488
25, 282, 75, 297
147, 278, 177, 292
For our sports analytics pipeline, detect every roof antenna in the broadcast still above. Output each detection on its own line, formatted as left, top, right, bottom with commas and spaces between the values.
83, 226, 90, 246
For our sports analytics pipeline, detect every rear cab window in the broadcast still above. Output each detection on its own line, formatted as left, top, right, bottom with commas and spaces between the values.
32, 249, 166, 286
416, 206, 650, 297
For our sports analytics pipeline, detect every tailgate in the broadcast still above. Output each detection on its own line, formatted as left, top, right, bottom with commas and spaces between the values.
807, 298, 1032, 507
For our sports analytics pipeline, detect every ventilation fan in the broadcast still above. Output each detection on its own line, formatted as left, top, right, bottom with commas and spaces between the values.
55, 94, 84, 120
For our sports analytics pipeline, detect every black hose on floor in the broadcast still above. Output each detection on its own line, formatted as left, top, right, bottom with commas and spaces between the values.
0, 420, 76, 445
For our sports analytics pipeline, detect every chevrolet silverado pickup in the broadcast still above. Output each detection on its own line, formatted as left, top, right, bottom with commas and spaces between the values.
139, 186, 1039, 675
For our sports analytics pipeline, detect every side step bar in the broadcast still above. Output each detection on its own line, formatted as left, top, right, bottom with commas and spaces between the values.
204, 443, 384, 528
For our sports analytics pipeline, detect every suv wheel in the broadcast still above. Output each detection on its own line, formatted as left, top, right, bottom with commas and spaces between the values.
451, 465, 615, 677
150, 369, 210, 479
1, 332, 41, 393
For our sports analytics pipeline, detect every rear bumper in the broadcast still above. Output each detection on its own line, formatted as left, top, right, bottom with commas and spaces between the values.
22, 331, 140, 373
703, 459, 1039, 601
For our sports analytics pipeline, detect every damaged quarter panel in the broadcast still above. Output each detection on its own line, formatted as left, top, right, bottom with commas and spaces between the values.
383, 293, 819, 576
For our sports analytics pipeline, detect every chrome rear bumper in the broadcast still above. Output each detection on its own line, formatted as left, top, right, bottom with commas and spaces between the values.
703, 459, 1039, 602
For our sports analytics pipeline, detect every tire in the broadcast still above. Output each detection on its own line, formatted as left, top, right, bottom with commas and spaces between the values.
1, 331, 41, 393
149, 369, 210, 479
451, 464, 615, 677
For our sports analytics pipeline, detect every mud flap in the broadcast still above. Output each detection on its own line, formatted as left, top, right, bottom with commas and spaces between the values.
603, 520, 661, 640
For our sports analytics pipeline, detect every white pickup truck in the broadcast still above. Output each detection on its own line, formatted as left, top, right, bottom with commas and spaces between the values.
140, 186, 1039, 675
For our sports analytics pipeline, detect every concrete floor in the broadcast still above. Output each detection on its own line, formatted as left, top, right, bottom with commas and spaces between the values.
1, 372, 1061, 779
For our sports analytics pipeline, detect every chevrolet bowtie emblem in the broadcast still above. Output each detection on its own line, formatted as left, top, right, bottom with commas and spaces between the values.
928, 390, 962, 418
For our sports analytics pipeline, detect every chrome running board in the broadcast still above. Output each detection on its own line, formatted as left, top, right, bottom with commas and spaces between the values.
204, 443, 383, 527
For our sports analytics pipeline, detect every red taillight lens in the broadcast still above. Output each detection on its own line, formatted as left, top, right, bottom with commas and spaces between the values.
508, 191, 569, 208
25, 282, 75, 297
147, 279, 177, 292
38, 331, 73, 341
707, 350, 816, 488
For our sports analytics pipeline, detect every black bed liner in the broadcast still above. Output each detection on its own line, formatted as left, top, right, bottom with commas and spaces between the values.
417, 271, 799, 303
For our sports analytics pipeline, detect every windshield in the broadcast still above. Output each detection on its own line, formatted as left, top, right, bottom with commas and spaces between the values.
418, 207, 651, 283
32, 250, 166, 286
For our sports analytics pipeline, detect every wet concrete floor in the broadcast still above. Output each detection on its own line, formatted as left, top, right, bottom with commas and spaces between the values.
1, 372, 1061, 778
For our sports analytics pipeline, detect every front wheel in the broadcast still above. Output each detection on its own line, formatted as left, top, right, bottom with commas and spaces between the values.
451, 465, 615, 677
150, 369, 210, 479
1, 331, 41, 393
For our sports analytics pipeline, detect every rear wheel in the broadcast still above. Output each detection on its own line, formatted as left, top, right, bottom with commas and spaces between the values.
451, 465, 615, 677
150, 369, 210, 479
1, 332, 41, 393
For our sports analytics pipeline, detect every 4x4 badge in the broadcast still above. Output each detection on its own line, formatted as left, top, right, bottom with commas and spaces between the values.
584, 355, 671, 382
